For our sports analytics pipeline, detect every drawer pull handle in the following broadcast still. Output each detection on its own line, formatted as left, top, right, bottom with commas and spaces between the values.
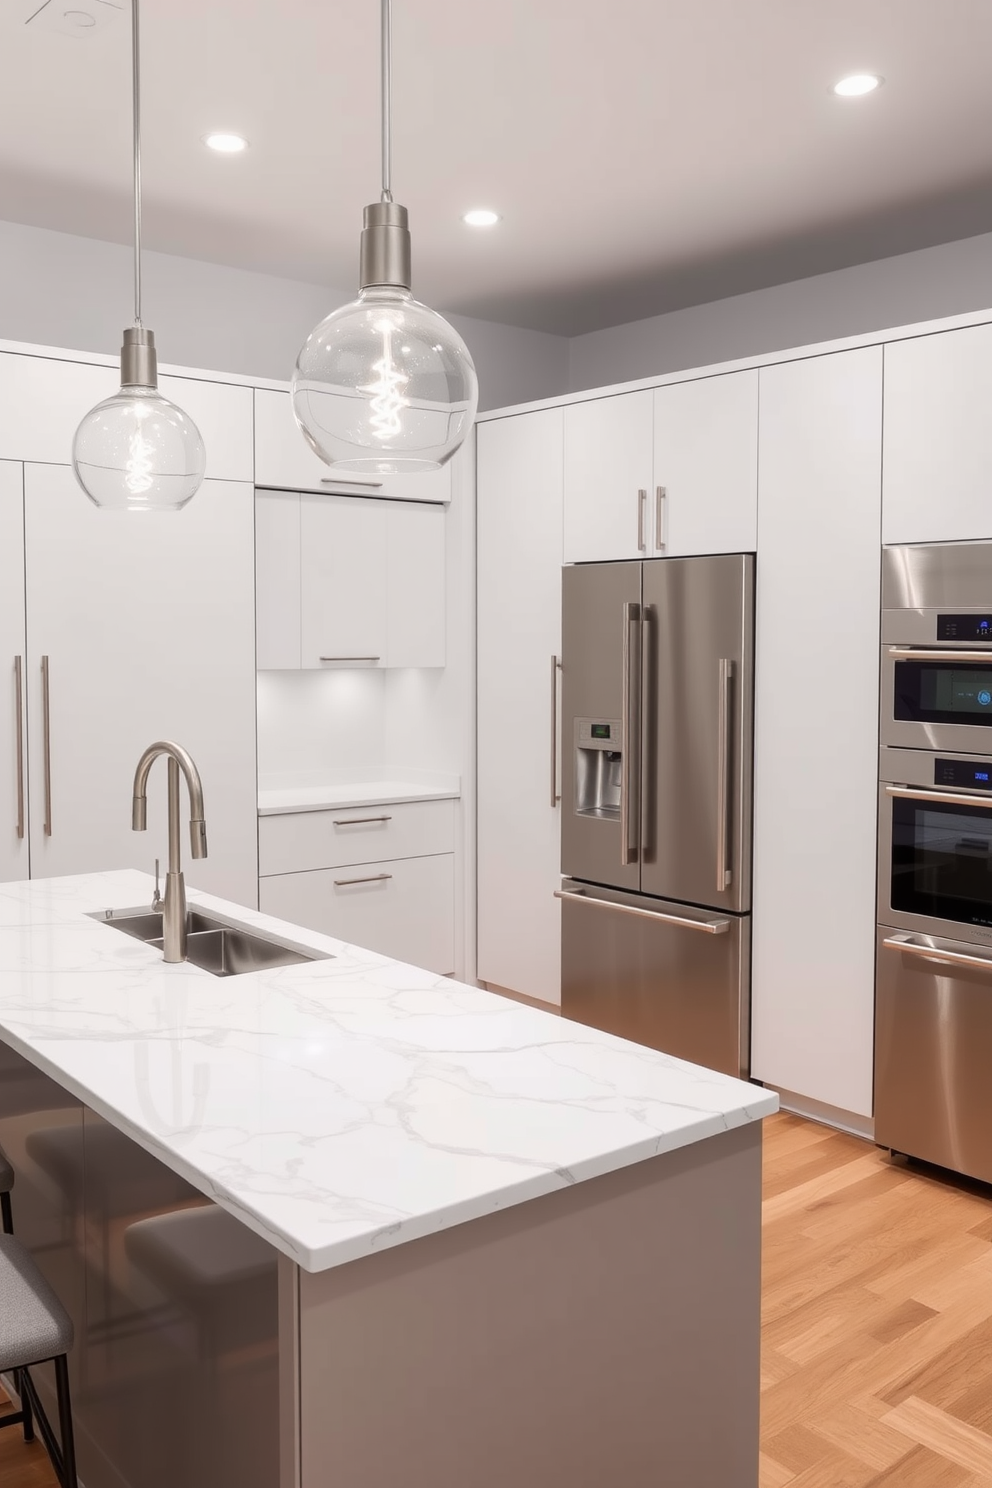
333, 873, 393, 887
319, 656, 381, 663
332, 815, 393, 826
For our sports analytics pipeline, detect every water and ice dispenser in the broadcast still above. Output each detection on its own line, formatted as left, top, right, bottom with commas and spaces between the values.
574, 718, 623, 818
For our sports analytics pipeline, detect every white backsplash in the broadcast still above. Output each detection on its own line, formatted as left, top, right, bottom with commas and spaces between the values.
256, 669, 386, 789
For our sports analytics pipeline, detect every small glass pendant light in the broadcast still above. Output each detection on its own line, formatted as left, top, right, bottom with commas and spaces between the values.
73, 0, 205, 511
292, 0, 478, 475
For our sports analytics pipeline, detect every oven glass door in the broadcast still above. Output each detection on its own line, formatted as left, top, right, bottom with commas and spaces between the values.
893, 659, 992, 728
891, 791, 992, 930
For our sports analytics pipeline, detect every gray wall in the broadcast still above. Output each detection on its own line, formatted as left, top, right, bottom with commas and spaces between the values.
567, 230, 992, 394
0, 217, 569, 413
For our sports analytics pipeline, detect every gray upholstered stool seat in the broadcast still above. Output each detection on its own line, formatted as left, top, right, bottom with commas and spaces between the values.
0, 1232, 78, 1486
0, 1233, 73, 1371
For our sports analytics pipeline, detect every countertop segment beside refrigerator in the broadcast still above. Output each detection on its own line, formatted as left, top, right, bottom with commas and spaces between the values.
257, 778, 461, 815
0, 869, 777, 1274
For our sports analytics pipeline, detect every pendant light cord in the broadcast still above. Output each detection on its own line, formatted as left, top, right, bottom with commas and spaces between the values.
380, 0, 392, 203
132, 0, 142, 326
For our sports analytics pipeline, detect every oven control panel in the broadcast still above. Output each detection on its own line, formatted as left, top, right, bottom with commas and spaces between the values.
935, 757, 992, 791
937, 614, 992, 642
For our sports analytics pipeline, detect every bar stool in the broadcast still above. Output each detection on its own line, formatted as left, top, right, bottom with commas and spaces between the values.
0, 1233, 78, 1488
0, 1143, 13, 1234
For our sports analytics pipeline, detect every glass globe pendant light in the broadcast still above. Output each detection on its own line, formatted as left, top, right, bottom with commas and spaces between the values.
72, 0, 205, 511
292, 0, 478, 475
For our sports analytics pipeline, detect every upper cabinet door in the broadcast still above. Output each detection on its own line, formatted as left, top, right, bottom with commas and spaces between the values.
256, 490, 302, 670
254, 388, 451, 504
652, 371, 758, 556
23, 465, 258, 909
299, 495, 388, 668
385, 503, 446, 668
0, 352, 251, 481
0, 461, 28, 884
563, 390, 653, 563
883, 325, 992, 544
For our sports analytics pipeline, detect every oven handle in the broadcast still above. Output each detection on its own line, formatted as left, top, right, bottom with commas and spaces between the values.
883, 933, 992, 975
554, 887, 729, 934
887, 647, 992, 663
885, 785, 992, 810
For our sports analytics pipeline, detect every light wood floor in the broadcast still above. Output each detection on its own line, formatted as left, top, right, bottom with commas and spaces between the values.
4, 1109, 992, 1487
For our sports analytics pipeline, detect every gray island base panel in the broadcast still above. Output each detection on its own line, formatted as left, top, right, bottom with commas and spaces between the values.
285, 1122, 762, 1488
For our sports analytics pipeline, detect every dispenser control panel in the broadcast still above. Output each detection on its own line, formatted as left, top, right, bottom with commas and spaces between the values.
577, 719, 621, 750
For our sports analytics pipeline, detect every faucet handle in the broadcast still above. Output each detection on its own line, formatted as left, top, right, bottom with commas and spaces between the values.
152, 858, 163, 912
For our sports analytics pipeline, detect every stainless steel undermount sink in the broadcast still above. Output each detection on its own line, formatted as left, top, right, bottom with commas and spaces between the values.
89, 906, 333, 977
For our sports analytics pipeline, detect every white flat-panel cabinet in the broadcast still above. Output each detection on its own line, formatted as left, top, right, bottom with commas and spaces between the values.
0, 461, 28, 883
0, 352, 252, 481
254, 387, 451, 504
751, 348, 882, 1119
477, 408, 564, 1005
256, 492, 446, 670
563, 391, 653, 562
23, 465, 258, 908
255, 491, 301, 669
883, 324, 992, 543
300, 495, 388, 668
652, 371, 758, 555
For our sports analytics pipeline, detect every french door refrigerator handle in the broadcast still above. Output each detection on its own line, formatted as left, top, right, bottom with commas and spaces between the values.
554, 888, 729, 934
550, 654, 562, 808
883, 933, 992, 974
41, 655, 52, 837
620, 602, 640, 865
14, 656, 24, 840
886, 785, 992, 810
716, 658, 733, 891
887, 647, 992, 662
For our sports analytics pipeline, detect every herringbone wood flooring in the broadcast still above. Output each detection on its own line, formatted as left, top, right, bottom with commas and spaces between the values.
4, 1110, 992, 1486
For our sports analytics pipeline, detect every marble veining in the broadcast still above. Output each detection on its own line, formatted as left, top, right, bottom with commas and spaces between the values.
0, 871, 777, 1271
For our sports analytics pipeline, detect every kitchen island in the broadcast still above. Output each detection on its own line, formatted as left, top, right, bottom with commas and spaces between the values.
0, 870, 776, 1488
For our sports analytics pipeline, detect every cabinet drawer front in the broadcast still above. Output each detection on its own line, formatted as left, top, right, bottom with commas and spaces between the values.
259, 799, 456, 875
254, 387, 451, 503
259, 854, 455, 975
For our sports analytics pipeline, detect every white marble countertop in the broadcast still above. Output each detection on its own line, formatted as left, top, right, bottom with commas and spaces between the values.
258, 779, 460, 815
0, 870, 777, 1273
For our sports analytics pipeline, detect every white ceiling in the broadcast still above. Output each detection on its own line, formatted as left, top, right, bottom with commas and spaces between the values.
2, 0, 992, 335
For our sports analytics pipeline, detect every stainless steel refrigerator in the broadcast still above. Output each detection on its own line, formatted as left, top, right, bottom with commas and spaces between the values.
559, 554, 754, 1077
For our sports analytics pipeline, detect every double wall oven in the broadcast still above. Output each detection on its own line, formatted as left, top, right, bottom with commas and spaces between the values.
876, 542, 992, 1182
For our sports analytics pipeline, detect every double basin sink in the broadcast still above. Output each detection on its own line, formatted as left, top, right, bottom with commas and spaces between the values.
90, 906, 333, 978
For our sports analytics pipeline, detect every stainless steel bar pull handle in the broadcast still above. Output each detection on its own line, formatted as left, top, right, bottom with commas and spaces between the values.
333, 873, 393, 887
14, 656, 24, 840
716, 658, 733, 891
883, 934, 992, 975
888, 647, 992, 663
319, 656, 381, 663
637, 489, 647, 552
41, 655, 52, 837
654, 486, 666, 551
885, 784, 992, 810
554, 888, 729, 935
332, 815, 393, 826
550, 654, 561, 808
620, 602, 640, 866
320, 476, 384, 490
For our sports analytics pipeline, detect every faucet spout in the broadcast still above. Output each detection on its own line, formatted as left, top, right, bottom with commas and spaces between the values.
131, 741, 208, 963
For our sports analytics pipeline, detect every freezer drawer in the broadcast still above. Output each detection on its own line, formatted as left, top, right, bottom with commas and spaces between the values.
876, 926, 992, 1183
558, 879, 749, 1078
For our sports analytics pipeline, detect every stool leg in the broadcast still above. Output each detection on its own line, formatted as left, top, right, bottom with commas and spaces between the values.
16, 1368, 34, 1442
0, 1189, 12, 1234
53, 1355, 77, 1488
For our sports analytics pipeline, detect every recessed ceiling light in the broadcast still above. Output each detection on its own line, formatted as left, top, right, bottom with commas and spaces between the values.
832, 73, 883, 98
203, 133, 249, 154
462, 209, 500, 228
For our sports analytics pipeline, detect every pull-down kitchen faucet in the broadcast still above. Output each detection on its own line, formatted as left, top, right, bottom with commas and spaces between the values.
131, 741, 208, 963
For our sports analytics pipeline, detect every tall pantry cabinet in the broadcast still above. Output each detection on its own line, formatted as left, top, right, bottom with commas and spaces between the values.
477, 408, 564, 1004
0, 351, 258, 908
